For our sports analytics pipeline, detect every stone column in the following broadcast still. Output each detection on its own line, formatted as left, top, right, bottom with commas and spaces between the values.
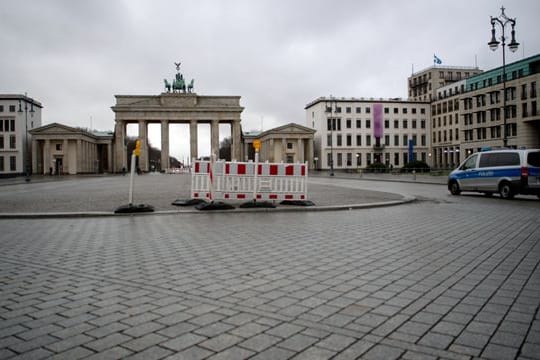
190, 120, 198, 162
114, 120, 126, 172
139, 120, 148, 172
269, 138, 274, 162
231, 121, 242, 161
297, 138, 304, 163
161, 120, 169, 171
307, 138, 314, 169
31, 139, 37, 174
107, 143, 112, 172
211, 120, 219, 159
44, 139, 51, 175
282, 137, 287, 162
63, 139, 69, 174
76, 139, 82, 173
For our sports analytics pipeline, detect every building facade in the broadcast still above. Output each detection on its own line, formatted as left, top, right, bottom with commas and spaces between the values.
430, 54, 540, 168
305, 97, 431, 170
29, 123, 113, 175
408, 65, 483, 102
243, 123, 315, 167
112, 93, 243, 173
0, 95, 43, 176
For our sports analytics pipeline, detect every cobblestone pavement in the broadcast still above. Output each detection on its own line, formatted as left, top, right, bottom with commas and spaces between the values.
0, 174, 404, 214
1, 178, 540, 359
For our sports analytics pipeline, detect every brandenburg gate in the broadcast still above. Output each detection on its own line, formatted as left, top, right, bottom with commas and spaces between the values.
111, 64, 243, 172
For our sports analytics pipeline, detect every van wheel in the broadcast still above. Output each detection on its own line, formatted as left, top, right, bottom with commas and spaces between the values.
449, 181, 461, 195
499, 182, 515, 199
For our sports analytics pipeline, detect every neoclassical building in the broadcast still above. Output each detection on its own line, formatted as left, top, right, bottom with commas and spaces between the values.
243, 123, 315, 167
29, 123, 113, 175
111, 93, 243, 172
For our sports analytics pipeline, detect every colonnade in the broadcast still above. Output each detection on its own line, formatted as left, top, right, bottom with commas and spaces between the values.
112, 94, 244, 173
113, 119, 242, 172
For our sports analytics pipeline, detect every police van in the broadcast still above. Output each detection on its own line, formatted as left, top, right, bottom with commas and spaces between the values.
447, 149, 540, 199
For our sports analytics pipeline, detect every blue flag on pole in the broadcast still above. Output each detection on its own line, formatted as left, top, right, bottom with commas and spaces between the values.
434, 54, 442, 64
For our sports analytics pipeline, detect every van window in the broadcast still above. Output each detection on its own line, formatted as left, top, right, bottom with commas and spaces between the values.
479, 152, 520, 168
528, 151, 540, 167
461, 154, 478, 170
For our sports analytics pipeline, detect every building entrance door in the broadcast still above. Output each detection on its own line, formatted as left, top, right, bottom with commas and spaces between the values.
55, 157, 63, 175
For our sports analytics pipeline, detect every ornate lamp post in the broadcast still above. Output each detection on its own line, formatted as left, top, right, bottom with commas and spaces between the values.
488, 6, 519, 148
18, 94, 35, 182
325, 97, 336, 176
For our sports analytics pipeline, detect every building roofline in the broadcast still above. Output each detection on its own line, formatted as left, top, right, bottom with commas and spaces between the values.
410, 65, 481, 77
305, 96, 430, 109
0, 94, 43, 108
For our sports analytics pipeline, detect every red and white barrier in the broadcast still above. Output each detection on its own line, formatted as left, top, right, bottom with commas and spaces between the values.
191, 160, 308, 202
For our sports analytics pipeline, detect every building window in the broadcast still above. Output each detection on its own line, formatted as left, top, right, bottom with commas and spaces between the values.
337, 153, 342, 166
394, 135, 399, 146
365, 120, 371, 128
394, 153, 399, 166
337, 134, 342, 146
10, 156, 16, 171
394, 120, 399, 129
327, 153, 332, 167
393, 108, 398, 114
403, 120, 408, 129
346, 153, 352, 166
56, 144, 63, 151
384, 120, 389, 128
403, 135, 408, 146
355, 107, 361, 113
9, 105, 16, 112
412, 120, 417, 129
0, 105, 3, 112
10, 119, 15, 132
346, 107, 351, 113
403, 108, 408, 114
384, 135, 390, 146
0, 136, 3, 149
384, 107, 389, 114
366, 135, 371, 146
346, 134, 352, 146
0, 156, 3, 171
327, 134, 332, 146
356, 119, 361, 128
0, 120, 3, 132
365, 107, 371, 114
327, 118, 332, 131
9, 135, 16, 149
421, 135, 426, 146
356, 135, 361, 146
356, 154, 361, 166
346, 119, 351, 128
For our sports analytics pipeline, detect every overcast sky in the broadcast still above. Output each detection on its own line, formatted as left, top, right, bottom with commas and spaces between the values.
2, 0, 539, 160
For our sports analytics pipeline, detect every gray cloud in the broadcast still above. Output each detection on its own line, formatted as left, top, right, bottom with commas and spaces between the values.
2, 0, 539, 158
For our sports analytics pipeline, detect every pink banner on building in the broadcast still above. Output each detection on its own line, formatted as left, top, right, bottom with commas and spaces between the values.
373, 103, 383, 139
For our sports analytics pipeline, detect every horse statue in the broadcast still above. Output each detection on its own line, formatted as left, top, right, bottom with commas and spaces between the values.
187, 79, 194, 93
173, 77, 185, 93
163, 79, 171, 92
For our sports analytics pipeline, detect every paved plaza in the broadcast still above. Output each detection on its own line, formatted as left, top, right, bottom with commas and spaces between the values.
1, 175, 539, 359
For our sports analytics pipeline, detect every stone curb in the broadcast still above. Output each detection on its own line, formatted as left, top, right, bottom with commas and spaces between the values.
0, 196, 416, 219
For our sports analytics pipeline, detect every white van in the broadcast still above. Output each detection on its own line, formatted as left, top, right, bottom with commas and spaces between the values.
448, 149, 540, 199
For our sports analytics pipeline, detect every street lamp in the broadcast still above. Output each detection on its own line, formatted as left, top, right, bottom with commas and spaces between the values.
18, 93, 35, 182
488, 6, 519, 148
325, 97, 336, 176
